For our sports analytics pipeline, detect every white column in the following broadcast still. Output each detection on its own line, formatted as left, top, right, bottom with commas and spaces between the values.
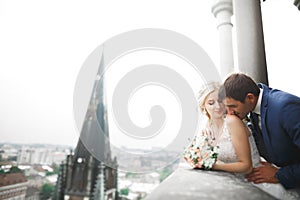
212, 0, 234, 79
233, 0, 268, 84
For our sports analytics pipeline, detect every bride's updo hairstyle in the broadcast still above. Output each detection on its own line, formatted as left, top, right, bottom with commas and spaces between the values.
197, 82, 221, 119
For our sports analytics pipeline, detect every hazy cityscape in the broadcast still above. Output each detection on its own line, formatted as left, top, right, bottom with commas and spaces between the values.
0, 142, 179, 199
0, 143, 70, 199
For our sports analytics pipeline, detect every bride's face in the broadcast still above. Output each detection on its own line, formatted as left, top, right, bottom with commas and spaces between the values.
204, 90, 226, 119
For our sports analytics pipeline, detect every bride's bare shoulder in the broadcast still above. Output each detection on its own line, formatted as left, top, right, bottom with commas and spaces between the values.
225, 114, 250, 136
225, 114, 241, 125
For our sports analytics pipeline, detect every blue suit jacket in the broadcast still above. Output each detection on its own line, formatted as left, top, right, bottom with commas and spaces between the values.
258, 83, 300, 189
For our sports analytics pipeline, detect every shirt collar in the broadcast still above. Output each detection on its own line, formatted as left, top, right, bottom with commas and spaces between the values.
253, 88, 263, 115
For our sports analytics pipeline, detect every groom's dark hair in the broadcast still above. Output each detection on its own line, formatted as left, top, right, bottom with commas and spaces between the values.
218, 73, 260, 103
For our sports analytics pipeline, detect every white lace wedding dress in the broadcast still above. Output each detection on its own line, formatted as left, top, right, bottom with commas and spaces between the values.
217, 123, 300, 200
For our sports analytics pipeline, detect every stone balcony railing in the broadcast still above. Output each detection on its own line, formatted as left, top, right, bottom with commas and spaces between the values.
145, 166, 277, 200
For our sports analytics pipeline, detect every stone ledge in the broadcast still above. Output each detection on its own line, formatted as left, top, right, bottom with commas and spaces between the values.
145, 167, 277, 200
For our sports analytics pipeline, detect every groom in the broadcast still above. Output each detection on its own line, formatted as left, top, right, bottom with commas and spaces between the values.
218, 73, 300, 189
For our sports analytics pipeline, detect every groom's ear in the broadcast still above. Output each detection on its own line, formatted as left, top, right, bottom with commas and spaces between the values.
246, 93, 256, 104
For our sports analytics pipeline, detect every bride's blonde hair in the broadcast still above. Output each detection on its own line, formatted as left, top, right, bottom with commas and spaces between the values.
197, 82, 221, 119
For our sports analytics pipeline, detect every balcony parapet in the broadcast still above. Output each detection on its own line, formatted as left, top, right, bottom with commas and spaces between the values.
145, 167, 276, 200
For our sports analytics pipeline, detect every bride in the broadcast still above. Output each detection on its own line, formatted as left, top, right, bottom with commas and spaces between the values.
186, 82, 299, 200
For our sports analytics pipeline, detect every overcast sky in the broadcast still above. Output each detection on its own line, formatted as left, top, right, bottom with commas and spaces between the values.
0, 0, 299, 148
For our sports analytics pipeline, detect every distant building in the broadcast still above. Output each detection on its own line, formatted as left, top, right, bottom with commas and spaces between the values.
55, 142, 118, 200
0, 144, 18, 161
0, 173, 28, 200
17, 146, 69, 165
54, 49, 118, 200
25, 187, 40, 200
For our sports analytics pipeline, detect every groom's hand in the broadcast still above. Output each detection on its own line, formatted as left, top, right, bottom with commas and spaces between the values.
245, 161, 279, 184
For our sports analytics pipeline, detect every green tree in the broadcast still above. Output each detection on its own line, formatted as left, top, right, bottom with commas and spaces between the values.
125, 172, 136, 178
9, 166, 22, 173
45, 164, 60, 176
53, 164, 60, 174
45, 171, 55, 176
40, 183, 55, 200
120, 188, 129, 196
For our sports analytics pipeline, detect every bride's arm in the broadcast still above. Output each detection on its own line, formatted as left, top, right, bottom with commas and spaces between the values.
212, 115, 253, 174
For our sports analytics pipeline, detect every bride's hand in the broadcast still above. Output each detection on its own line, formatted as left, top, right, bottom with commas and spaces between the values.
193, 163, 203, 169
202, 128, 215, 144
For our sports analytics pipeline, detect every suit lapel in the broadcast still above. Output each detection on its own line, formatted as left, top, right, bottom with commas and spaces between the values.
258, 83, 275, 162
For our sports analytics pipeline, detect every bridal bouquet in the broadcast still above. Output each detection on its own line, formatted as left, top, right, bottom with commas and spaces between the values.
183, 134, 219, 170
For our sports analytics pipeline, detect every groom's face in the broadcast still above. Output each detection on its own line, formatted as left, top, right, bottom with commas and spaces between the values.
223, 97, 252, 119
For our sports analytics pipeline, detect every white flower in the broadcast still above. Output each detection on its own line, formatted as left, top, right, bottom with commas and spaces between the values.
183, 134, 219, 170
